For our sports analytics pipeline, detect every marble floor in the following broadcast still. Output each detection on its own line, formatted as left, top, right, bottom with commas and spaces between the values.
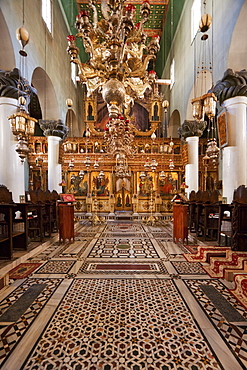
0, 220, 246, 370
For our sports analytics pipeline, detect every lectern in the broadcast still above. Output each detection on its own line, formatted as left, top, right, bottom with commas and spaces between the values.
173, 204, 188, 244
58, 195, 75, 243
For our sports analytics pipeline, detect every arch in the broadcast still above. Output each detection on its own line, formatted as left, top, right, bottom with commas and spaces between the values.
66, 109, 79, 137
168, 110, 181, 138
0, 9, 15, 71
228, 1, 247, 70
31, 67, 59, 121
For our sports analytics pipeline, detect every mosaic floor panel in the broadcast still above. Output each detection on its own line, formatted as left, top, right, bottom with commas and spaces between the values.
88, 238, 158, 258
171, 261, 207, 275
150, 232, 172, 239
0, 278, 62, 367
22, 278, 222, 370
35, 260, 76, 274
57, 239, 91, 258
75, 232, 98, 238
185, 278, 247, 369
100, 232, 147, 238
79, 261, 168, 275
106, 223, 144, 232
0, 220, 245, 369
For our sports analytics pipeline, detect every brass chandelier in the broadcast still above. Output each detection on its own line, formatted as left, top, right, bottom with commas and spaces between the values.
104, 115, 136, 157
67, 0, 160, 114
67, 0, 161, 164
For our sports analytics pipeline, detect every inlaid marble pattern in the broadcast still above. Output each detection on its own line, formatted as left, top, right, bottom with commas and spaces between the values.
57, 239, 91, 258
22, 278, 221, 370
185, 279, 247, 369
79, 261, 168, 275
78, 222, 106, 233
88, 238, 158, 258
100, 232, 147, 238
171, 261, 207, 275
75, 232, 98, 238
106, 223, 144, 232
150, 232, 172, 239
155, 240, 170, 258
28, 241, 65, 261
0, 278, 62, 367
35, 260, 76, 274
0, 220, 245, 369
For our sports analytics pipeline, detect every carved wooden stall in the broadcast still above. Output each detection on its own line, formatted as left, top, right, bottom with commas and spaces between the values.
0, 185, 28, 260
231, 185, 247, 251
188, 189, 221, 241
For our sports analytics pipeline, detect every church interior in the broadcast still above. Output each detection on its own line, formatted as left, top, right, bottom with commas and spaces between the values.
0, 0, 247, 369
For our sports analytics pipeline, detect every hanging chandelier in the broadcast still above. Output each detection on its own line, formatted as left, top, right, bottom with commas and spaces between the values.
104, 115, 136, 157
115, 152, 131, 178
8, 96, 37, 163
67, 0, 162, 167
190, 9, 220, 167
67, 0, 160, 118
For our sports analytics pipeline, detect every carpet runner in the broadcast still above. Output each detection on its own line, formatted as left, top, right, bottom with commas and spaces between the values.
203, 251, 247, 278
184, 246, 230, 262
230, 274, 247, 310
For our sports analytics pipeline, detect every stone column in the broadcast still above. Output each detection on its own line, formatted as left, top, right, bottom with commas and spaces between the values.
178, 120, 206, 197
212, 69, 247, 203
0, 68, 38, 202
47, 136, 62, 192
0, 97, 26, 202
39, 119, 69, 193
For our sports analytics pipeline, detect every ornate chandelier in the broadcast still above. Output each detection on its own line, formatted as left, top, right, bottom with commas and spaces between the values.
8, 96, 37, 163
67, 0, 160, 117
115, 152, 131, 178
104, 115, 136, 157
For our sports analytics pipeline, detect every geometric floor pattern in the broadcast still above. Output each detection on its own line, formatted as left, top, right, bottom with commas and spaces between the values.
185, 278, 247, 369
171, 261, 207, 275
0, 220, 245, 369
22, 278, 222, 370
35, 260, 76, 274
78, 260, 169, 275
88, 238, 159, 258
0, 278, 62, 367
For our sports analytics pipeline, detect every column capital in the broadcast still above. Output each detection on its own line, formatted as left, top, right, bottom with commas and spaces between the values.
212, 68, 247, 105
178, 120, 206, 140
39, 119, 69, 140
0, 68, 37, 113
